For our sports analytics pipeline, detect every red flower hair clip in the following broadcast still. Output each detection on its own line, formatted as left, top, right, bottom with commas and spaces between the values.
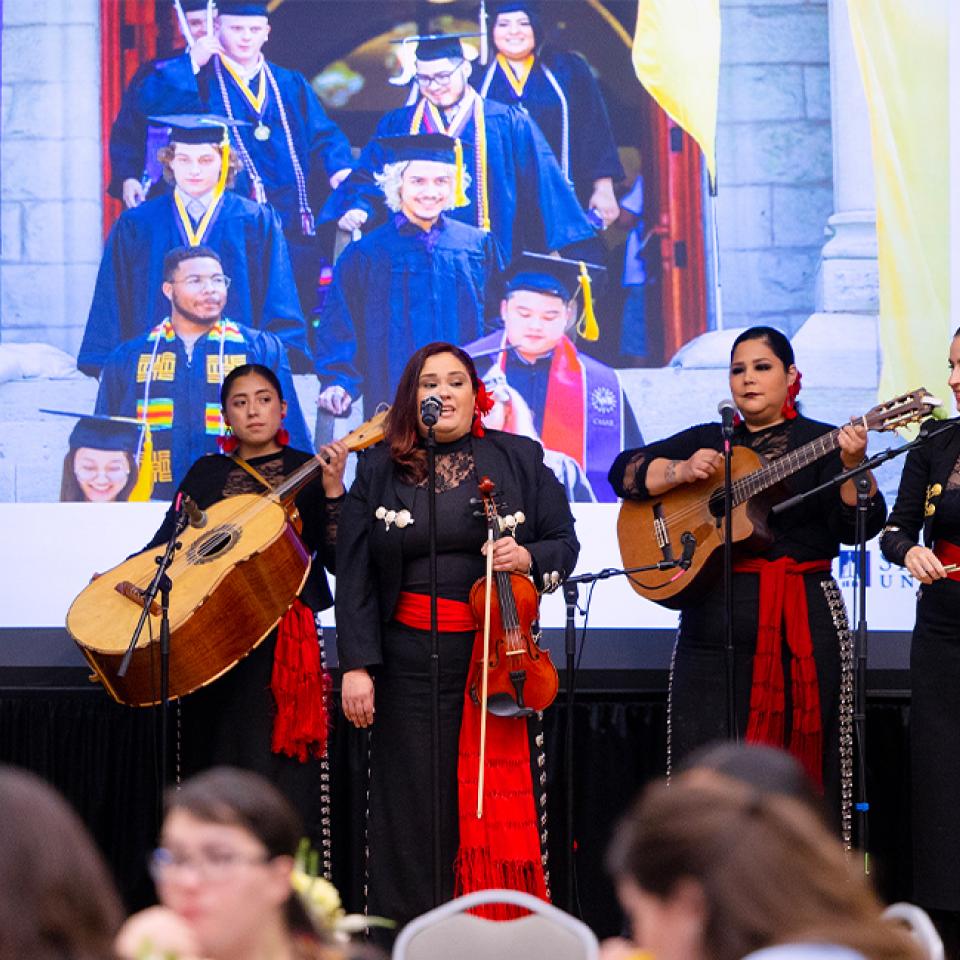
472, 380, 495, 437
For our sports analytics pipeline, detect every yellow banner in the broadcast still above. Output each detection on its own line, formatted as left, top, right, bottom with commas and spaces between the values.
847, 0, 949, 404
631, 0, 720, 183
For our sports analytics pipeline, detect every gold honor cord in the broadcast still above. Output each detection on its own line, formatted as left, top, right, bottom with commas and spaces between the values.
173, 141, 231, 247
496, 53, 535, 97
410, 95, 490, 231
221, 55, 270, 137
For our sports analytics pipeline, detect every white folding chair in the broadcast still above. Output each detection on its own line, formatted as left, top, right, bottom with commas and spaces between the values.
392, 889, 599, 960
883, 902, 945, 960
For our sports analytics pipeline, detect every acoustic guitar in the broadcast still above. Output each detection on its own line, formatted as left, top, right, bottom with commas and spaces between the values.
67, 411, 387, 707
617, 389, 937, 609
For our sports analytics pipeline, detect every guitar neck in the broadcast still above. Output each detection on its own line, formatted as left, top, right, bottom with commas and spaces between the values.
274, 456, 322, 503
733, 426, 842, 505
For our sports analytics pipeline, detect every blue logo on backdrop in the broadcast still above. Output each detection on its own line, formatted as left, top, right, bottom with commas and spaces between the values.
837, 549, 870, 587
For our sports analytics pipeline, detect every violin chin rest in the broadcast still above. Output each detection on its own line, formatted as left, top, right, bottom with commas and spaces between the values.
487, 694, 535, 719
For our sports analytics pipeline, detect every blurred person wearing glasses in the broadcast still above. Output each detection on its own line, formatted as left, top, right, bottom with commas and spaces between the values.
79, 114, 309, 378
324, 34, 597, 263
94, 245, 312, 499
117, 767, 383, 960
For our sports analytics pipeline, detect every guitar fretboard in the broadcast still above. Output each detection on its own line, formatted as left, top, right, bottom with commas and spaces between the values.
732, 427, 841, 506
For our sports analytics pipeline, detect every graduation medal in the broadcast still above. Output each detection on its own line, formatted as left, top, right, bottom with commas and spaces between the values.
254, 122, 271, 141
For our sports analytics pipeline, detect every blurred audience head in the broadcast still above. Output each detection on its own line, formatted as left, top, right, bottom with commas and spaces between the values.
607, 769, 920, 960
0, 765, 123, 960
146, 766, 311, 959
677, 740, 824, 818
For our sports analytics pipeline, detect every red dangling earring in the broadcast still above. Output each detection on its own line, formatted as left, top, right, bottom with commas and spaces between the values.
781, 370, 802, 420
472, 381, 495, 438
275, 425, 290, 446
218, 429, 239, 454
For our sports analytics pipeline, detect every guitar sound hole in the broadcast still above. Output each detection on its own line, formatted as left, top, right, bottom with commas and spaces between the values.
187, 525, 241, 564
708, 490, 725, 519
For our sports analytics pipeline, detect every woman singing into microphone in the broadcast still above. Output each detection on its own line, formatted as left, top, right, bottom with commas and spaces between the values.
335, 342, 578, 933
608, 326, 885, 824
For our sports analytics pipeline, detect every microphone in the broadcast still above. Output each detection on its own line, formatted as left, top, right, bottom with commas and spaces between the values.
181, 495, 207, 529
420, 395, 442, 428
718, 399, 736, 438
679, 532, 697, 571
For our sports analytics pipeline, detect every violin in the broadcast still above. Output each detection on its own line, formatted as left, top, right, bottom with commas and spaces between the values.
467, 476, 559, 719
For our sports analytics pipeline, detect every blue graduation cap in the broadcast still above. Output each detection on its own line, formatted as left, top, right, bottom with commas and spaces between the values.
148, 113, 248, 146
376, 134, 464, 166
503, 252, 606, 340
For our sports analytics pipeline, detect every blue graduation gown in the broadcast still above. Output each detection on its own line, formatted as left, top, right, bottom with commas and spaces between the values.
140, 53, 354, 233
95, 319, 312, 500
473, 51, 625, 208
108, 54, 183, 200
314, 214, 503, 410
466, 330, 642, 501
78, 191, 309, 376
320, 98, 595, 261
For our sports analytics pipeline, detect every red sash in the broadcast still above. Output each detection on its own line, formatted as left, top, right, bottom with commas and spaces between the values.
933, 539, 960, 580
539, 336, 586, 468
454, 693, 548, 918
270, 598, 330, 762
393, 591, 477, 632
733, 557, 832, 789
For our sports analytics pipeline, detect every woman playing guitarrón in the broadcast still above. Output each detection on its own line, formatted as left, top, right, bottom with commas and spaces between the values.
143, 363, 348, 847
609, 326, 885, 825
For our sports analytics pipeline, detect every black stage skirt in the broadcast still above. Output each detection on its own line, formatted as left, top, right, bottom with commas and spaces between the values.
910, 577, 960, 911
365, 621, 474, 930
670, 570, 852, 825
177, 626, 327, 847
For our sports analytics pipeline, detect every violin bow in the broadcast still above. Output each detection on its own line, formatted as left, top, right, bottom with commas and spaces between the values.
477, 524, 495, 819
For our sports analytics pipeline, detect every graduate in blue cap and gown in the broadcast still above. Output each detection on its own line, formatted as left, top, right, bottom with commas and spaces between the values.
473, 0, 624, 227
313, 134, 503, 418
324, 33, 597, 263
466, 252, 642, 501
49, 411, 154, 502
94, 245, 311, 500
108, 0, 217, 208
136, 0, 354, 315
80, 114, 308, 377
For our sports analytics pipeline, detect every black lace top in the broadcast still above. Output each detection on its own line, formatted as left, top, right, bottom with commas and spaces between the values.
144, 448, 342, 610
608, 416, 887, 563
401, 435, 489, 602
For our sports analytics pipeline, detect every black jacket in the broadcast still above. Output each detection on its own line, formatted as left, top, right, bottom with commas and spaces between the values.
334, 431, 580, 672
880, 419, 960, 566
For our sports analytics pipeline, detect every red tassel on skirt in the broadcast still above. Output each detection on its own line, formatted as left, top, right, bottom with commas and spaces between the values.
733, 556, 832, 790
270, 598, 331, 761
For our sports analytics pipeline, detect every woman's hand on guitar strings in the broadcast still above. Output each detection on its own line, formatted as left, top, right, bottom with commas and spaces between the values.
677, 448, 723, 484
316, 440, 349, 497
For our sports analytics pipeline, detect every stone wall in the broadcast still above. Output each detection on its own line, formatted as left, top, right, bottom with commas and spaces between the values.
1, 0, 102, 355
715, 0, 833, 336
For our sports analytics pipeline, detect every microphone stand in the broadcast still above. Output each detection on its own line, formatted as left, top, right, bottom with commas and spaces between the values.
560, 557, 689, 914
721, 418, 737, 740
424, 421, 442, 907
117, 499, 188, 796
770, 424, 942, 866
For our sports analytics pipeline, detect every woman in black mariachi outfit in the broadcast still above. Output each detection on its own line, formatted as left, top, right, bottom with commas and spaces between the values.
335, 342, 578, 932
880, 329, 960, 940
143, 363, 347, 850
608, 326, 886, 828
